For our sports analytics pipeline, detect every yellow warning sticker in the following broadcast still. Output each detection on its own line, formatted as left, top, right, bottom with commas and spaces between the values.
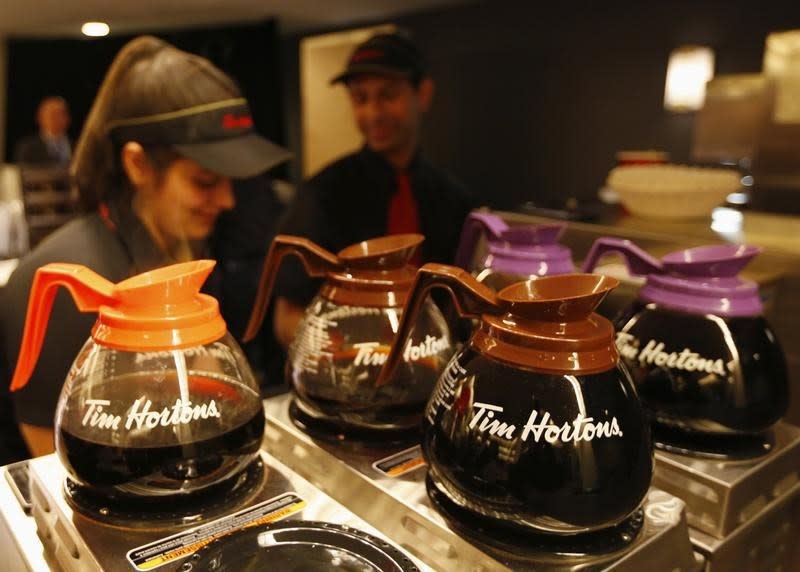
372, 445, 426, 478
127, 492, 306, 571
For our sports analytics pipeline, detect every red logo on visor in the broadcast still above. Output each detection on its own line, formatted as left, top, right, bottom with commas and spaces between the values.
351, 49, 384, 62
222, 113, 254, 130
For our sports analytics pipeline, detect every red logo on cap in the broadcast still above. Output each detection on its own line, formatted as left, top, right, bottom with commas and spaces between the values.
222, 113, 253, 130
351, 49, 384, 62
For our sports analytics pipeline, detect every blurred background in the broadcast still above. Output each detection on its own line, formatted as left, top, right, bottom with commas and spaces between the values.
3, 0, 800, 216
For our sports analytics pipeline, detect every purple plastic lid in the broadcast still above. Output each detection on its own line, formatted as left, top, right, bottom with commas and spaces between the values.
644, 244, 763, 317
640, 274, 762, 317
498, 224, 565, 246
455, 211, 574, 277
582, 238, 763, 317
661, 244, 760, 277
485, 243, 574, 277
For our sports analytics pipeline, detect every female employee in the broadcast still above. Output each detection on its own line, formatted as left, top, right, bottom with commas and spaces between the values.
0, 36, 290, 458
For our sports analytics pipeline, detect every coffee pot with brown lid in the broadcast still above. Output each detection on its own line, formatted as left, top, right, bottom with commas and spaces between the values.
376, 264, 652, 550
10, 261, 265, 520
244, 234, 453, 442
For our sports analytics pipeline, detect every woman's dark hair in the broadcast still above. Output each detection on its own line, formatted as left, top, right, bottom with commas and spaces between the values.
72, 36, 241, 210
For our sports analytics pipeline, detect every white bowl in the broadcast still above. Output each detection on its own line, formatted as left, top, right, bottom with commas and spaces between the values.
607, 164, 741, 219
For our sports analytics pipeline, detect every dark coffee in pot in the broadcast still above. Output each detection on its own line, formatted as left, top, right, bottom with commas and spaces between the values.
59, 412, 264, 496
56, 374, 265, 497
615, 302, 788, 456
423, 348, 652, 533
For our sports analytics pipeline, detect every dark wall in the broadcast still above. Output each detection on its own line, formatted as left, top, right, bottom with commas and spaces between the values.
5, 20, 286, 166
283, 0, 800, 210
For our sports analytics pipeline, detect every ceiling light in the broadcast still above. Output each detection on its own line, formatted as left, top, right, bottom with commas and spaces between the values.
664, 45, 715, 112
82, 22, 110, 37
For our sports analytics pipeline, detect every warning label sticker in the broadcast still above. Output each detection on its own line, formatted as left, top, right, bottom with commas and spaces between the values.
372, 445, 426, 478
126, 492, 306, 571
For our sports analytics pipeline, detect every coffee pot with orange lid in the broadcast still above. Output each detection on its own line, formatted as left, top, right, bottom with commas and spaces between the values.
244, 234, 453, 442
376, 264, 653, 551
10, 261, 265, 518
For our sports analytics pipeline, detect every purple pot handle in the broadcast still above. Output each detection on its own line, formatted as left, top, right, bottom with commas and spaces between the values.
581, 237, 663, 276
454, 211, 509, 269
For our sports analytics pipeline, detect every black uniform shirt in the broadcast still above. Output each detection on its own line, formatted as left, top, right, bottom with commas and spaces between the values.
1, 183, 283, 431
1, 200, 170, 429
273, 146, 473, 305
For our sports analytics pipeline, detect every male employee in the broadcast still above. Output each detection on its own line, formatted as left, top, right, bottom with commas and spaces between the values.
272, 31, 473, 348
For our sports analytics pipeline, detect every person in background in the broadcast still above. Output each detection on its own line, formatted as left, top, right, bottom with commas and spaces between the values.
13, 96, 72, 167
208, 173, 288, 391
272, 31, 473, 348
0, 35, 290, 458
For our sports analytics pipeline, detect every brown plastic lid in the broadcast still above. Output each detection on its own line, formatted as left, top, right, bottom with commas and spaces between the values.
244, 234, 424, 342
376, 265, 620, 385
497, 274, 619, 322
337, 234, 423, 269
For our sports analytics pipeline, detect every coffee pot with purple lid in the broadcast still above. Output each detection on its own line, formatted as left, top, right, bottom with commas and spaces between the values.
454, 211, 574, 288
583, 237, 789, 458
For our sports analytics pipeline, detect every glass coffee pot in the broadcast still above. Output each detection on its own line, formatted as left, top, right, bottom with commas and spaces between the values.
583, 238, 789, 457
244, 234, 453, 442
454, 211, 573, 289
10, 261, 265, 516
377, 264, 652, 555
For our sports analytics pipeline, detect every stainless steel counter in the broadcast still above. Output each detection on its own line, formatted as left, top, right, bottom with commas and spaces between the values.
263, 394, 703, 572
0, 451, 428, 572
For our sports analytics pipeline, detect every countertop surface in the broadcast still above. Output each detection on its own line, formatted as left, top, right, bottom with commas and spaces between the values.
504, 205, 800, 253
500, 206, 800, 284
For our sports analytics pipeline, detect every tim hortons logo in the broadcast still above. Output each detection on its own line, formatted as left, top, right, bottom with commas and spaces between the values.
81, 397, 221, 432
616, 332, 729, 376
470, 402, 623, 444
352, 335, 449, 367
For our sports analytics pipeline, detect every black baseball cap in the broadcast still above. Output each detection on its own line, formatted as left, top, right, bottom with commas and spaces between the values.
107, 98, 291, 178
330, 32, 427, 85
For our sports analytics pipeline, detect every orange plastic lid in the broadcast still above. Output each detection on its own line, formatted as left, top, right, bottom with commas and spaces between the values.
10, 260, 226, 391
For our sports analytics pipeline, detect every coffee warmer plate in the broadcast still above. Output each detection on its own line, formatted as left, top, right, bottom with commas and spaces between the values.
653, 422, 800, 571
0, 449, 426, 572
263, 393, 704, 572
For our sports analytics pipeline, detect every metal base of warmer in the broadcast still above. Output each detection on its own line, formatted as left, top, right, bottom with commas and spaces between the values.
263, 393, 704, 572
653, 422, 800, 539
689, 486, 800, 572
1, 450, 423, 572
651, 422, 800, 571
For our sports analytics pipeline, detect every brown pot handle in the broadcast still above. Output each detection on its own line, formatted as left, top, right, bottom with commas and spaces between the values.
375, 263, 499, 387
243, 235, 340, 341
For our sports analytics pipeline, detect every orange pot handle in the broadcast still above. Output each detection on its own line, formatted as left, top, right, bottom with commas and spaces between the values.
10, 264, 114, 391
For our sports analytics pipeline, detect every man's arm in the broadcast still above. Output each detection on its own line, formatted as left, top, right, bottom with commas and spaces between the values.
19, 424, 54, 457
268, 180, 332, 348
273, 297, 306, 349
